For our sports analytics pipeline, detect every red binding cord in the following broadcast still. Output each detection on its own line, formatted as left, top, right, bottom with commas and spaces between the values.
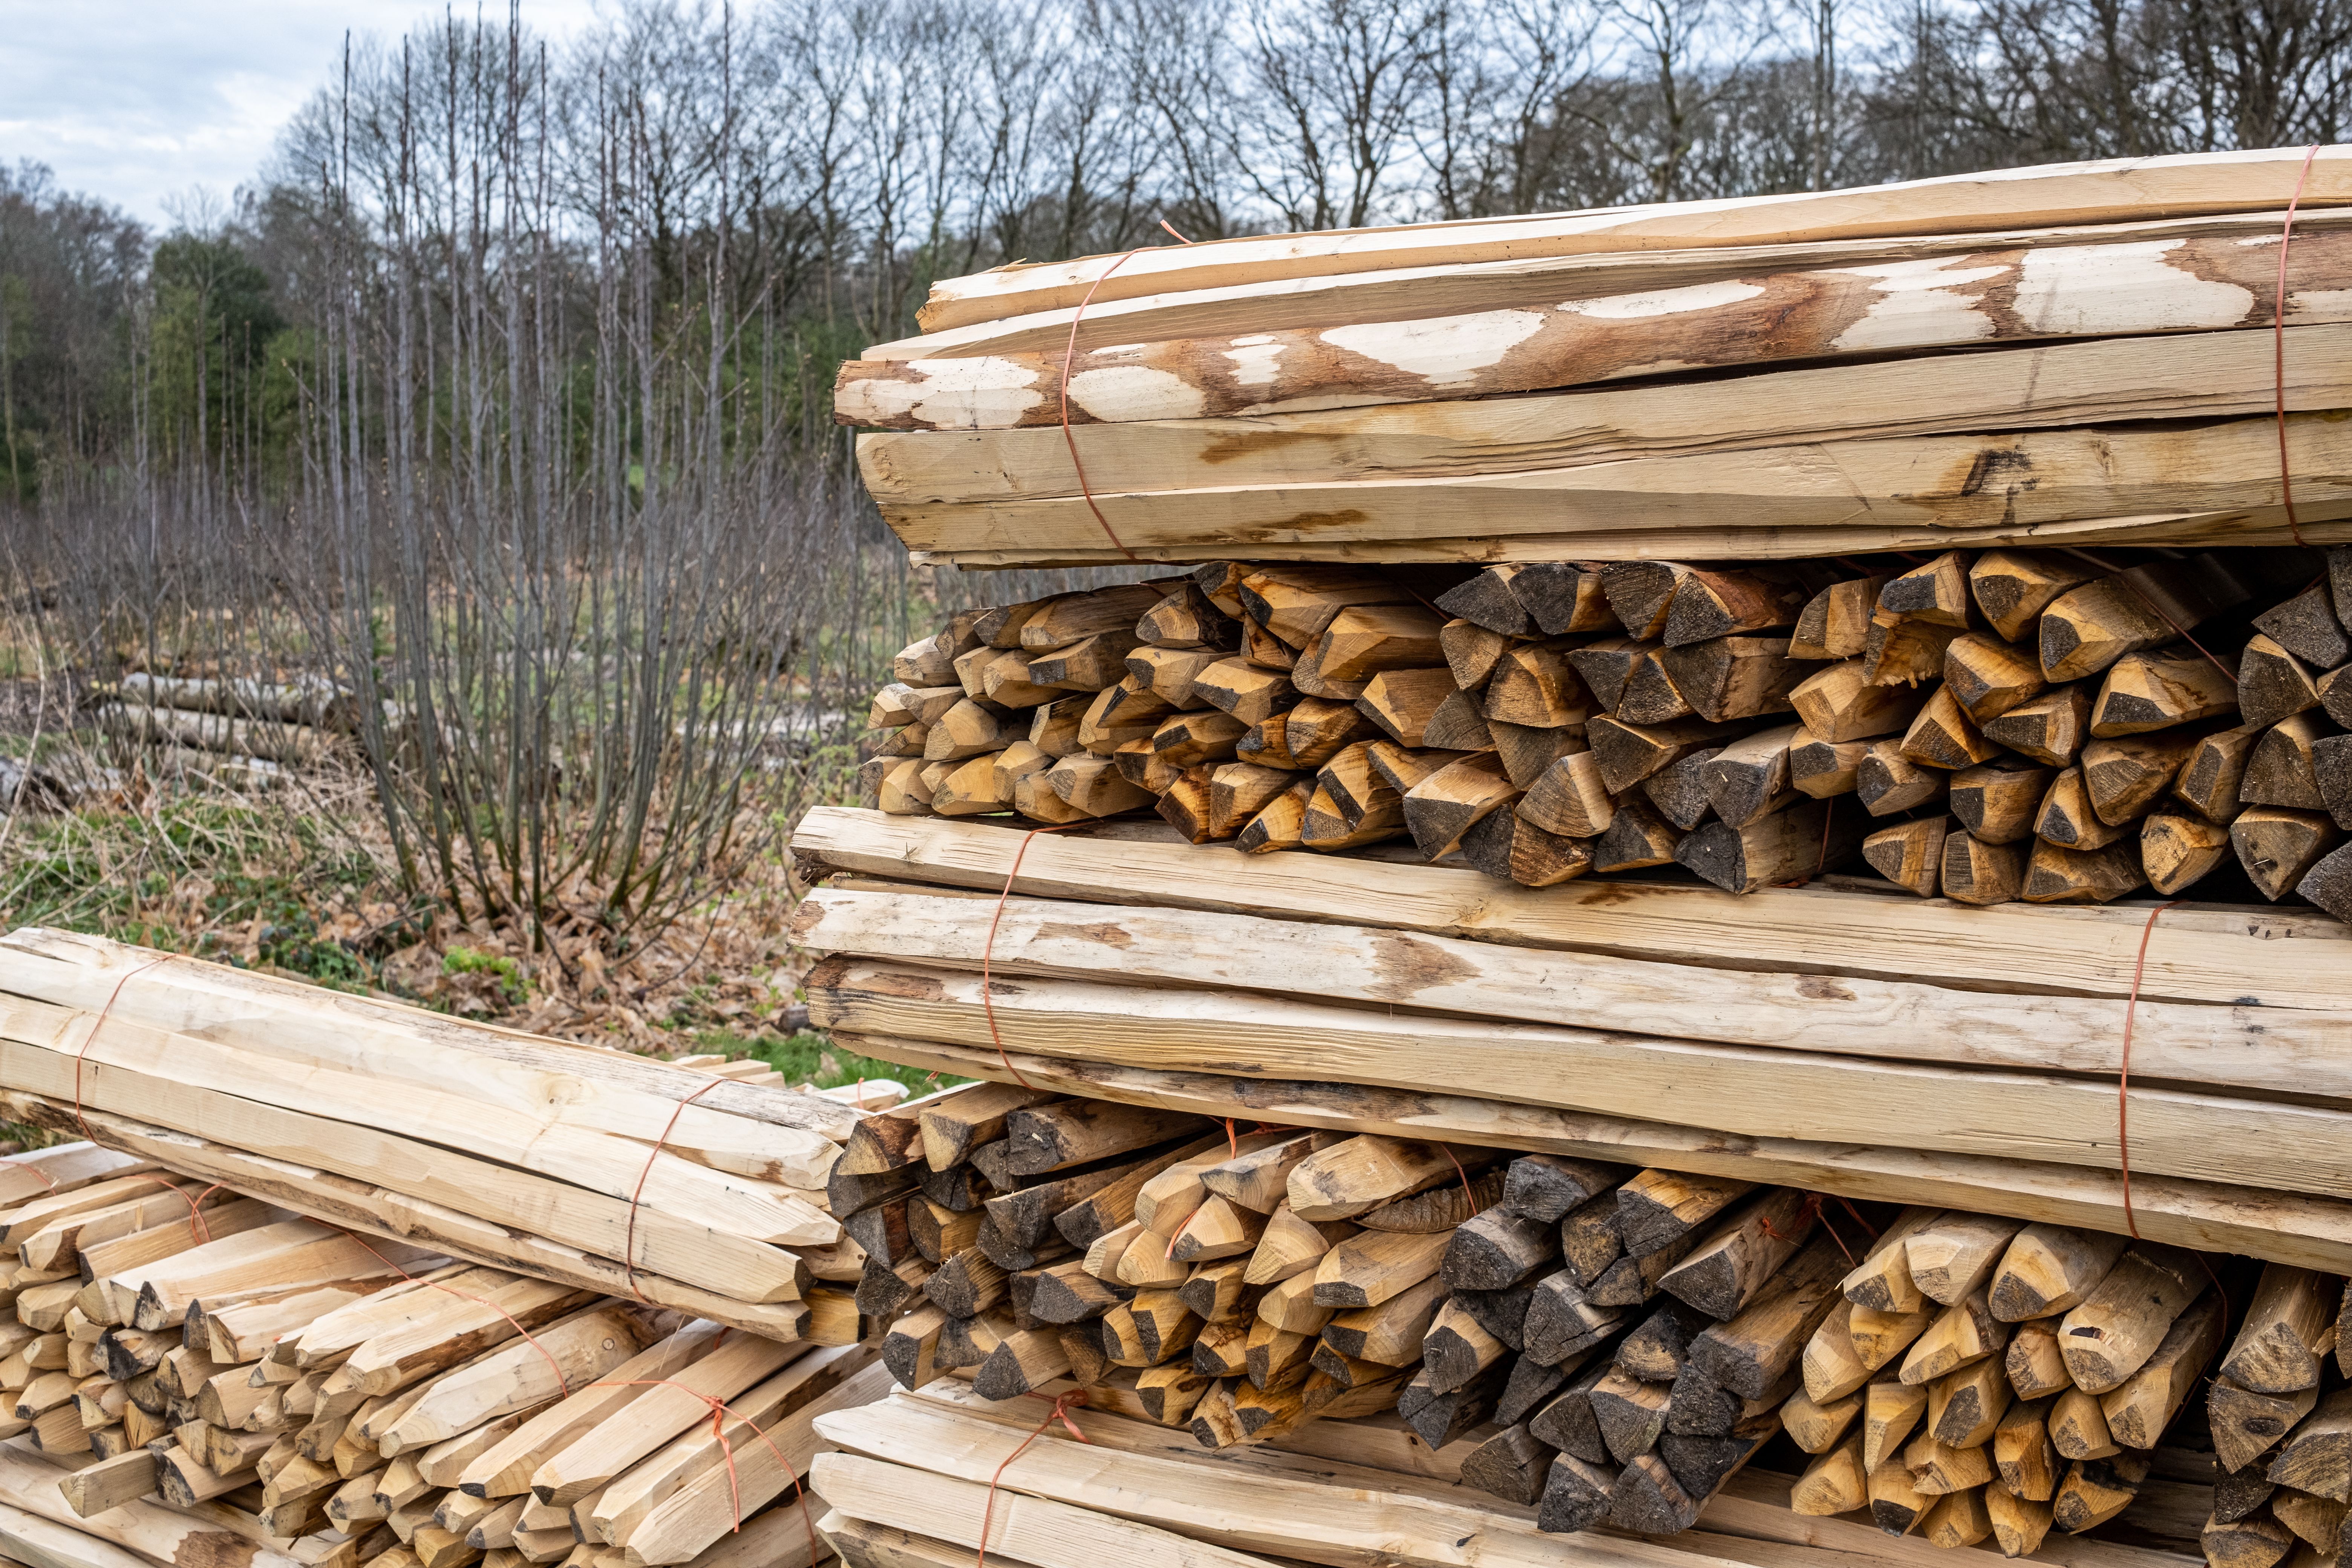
980, 826, 1083, 1089
73, 954, 175, 1143
585, 1375, 819, 1562
625, 1075, 723, 1300
1759, 1192, 1879, 1263
975, 1391, 1090, 1568
2277, 144, 2321, 549
335, 1231, 575, 1398
1058, 223, 1194, 562
61, 952, 225, 1242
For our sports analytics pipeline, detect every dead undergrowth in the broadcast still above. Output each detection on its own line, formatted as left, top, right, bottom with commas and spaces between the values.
0, 729, 838, 1060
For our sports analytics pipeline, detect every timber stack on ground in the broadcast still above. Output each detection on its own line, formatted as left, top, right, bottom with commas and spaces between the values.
0, 1139, 890, 1568
804, 1081, 2352, 1568
798, 143, 2352, 1568
0, 926, 874, 1341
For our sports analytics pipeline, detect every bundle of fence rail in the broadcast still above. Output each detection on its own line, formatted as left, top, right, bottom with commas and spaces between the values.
0, 926, 869, 1341
809, 1083, 2350, 1568
0, 1140, 894, 1568
836, 147, 2352, 567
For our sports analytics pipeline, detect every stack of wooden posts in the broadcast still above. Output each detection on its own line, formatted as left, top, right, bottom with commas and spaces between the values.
854, 550, 2352, 914
95, 675, 355, 783
791, 804, 2352, 1271
0, 926, 870, 1341
834, 147, 2352, 565
811, 1082, 2352, 1568
0, 1139, 890, 1568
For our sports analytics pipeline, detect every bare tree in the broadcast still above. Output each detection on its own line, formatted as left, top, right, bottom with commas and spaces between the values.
1231, 0, 1440, 231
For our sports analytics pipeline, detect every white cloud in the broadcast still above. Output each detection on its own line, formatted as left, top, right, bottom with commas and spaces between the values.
0, 0, 604, 228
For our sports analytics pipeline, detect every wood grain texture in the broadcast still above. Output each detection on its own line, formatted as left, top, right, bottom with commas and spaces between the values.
790, 808, 2352, 1010
870, 412, 2352, 561
907, 152, 2352, 334
849, 274, 2352, 439
792, 887, 2346, 1099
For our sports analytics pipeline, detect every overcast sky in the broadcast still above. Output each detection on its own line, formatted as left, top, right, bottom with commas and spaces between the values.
0, 0, 605, 230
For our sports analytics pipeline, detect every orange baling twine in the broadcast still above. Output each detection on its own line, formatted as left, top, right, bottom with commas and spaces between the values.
975, 1391, 1091, 1568
1057, 221, 1196, 561
981, 825, 1087, 1089
1163, 1118, 1306, 1259
72, 954, 176, 1144
1758, 1191, 1879, 1263
2277, 144, 2322, 549
65, 951, 226, 1240
2115, 900, 2179, 1240
334, 1230, 576, 1398
584, 1374, 820, 1562
623, 1075, 723, 1300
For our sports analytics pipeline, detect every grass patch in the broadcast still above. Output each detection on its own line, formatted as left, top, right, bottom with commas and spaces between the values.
690, 1028, 963, 1097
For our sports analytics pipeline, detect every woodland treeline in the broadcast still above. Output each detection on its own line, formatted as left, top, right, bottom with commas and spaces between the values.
5, 0, 2352, 499
0, 0, 2347, 934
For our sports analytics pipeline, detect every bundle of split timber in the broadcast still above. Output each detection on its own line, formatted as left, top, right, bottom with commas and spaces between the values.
851, 548, 2352, 913
0, 927, 877, 1341
813, 1084, 2352, 1568
837, 147, 2352, 564
94, 674, 361, 783
0, 1141, 890, 1568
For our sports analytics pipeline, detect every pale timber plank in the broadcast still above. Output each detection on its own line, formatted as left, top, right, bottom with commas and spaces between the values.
808, 958, 2352, 1199
0, 1020, 821, 1291
911, 148, 2352, 331
0, 993, 836, 1246
0, 928, 856, 1143
842, 242, 2352, 429
871, 208, 2352, 361
901, 507, 2352, 567
873, 414, 2352, 558
856, 327, 2352, 499
0, 1091, 818, 1341
789, 808, 2352, 1010
792, 887, 2347, 1101
0, 1442, 308, 1568
810, 1453, 1279, 1568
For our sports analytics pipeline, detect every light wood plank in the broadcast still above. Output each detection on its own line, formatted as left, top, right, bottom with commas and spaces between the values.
791, 808, 2352, 1011
793, 887, 2345, 1101
807, 957, 2352, 1201
0, 928, 856, 1144
0, 997, 832, 1269
811, 1453, 1276, 1568
858, 327, 2352, 502
0, 1089, 818, 1342
875, 414, 2352, 559
846, 243, 2352, 429
907, 152, 2352, 334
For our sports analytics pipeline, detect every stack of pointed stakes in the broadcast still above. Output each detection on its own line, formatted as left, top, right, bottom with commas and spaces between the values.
836, 149, 2352, 567
857, 547, 2352, 913
0, 1141, 892, 1568
816, 1085, 2331, 1567
0, 927, 885, 1342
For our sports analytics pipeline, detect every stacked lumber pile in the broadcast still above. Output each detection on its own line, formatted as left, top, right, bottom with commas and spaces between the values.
0, 926, 870, 1341
792, 807, 2352, 1272
95, 674, 358, 784
815, 1084, 2348, 1565
855, 550, 2352, 913
834, 147, 2352, 565
0, 1140, 890, 1568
